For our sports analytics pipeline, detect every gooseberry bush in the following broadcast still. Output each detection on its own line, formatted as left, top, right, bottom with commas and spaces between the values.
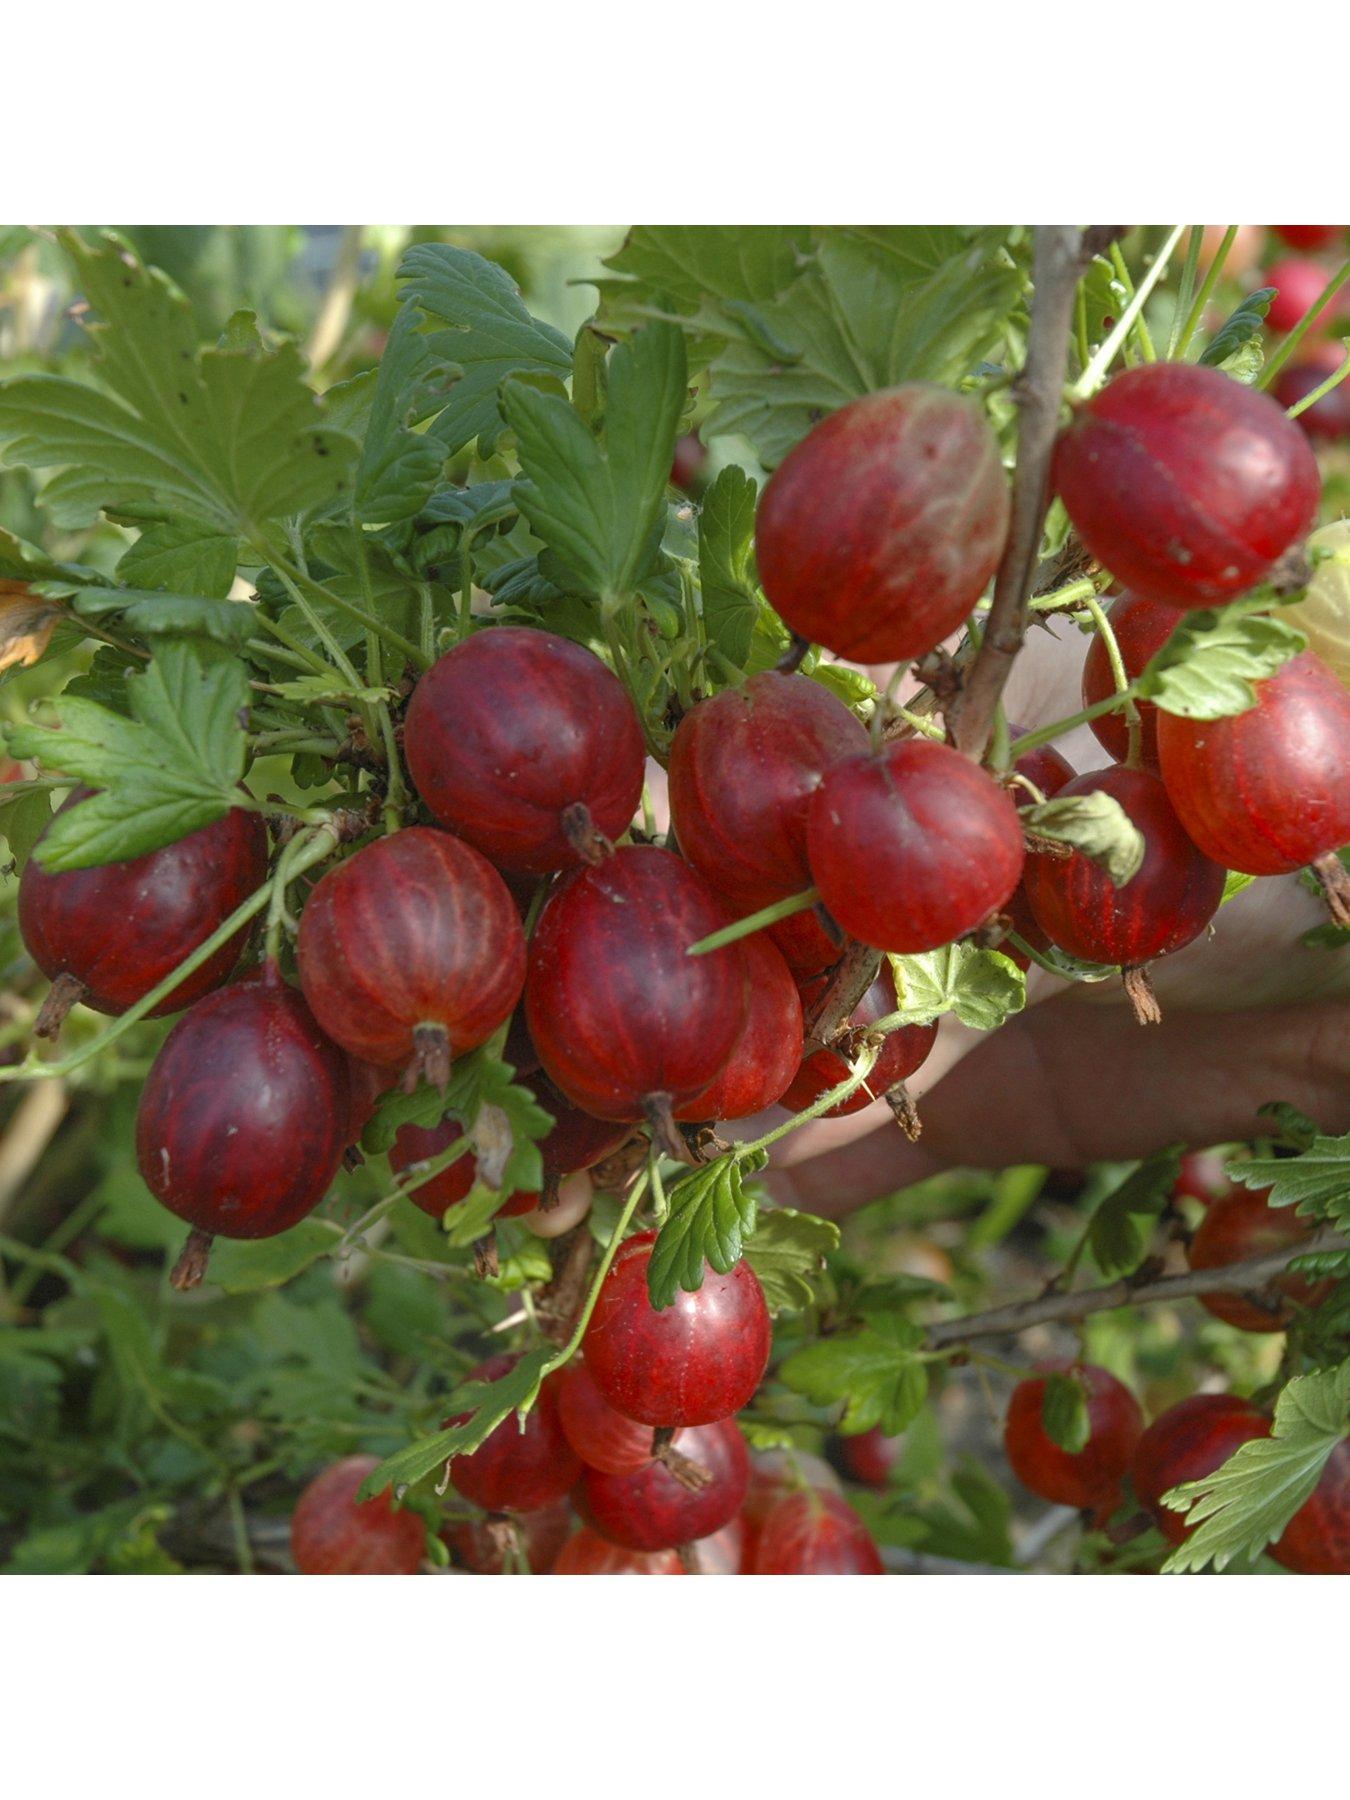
0, 223, 1348, 1577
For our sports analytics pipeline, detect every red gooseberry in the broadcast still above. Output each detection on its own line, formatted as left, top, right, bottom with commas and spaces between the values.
1003, 1364, 1144, 1510
667, 670, 867, 910
582, 1230, 771, 1428
675, 933, 803, 1122
444, 1496, 574, 1574
1080, 593, 1186, 771
806, 738, 1026, 954
1052, 362, 1320, 609
523, 845, 748, 1141
692, 1515, 746, 1574
1002, 738, 1076, 961
740, 1449, 842, 1571
755, 385, 1010, 662
19, 798, 268, 1036
403, 628, 645, 873
552, 1526, 683, 1575
782, 964, 937, 1118
581, 1416, 750, 1552
297, 826, 526, 1089
557, 1360, 656, 1475
446, 1354, 582, 1514
291, 1455, 426, 1575
1272, 346, 1350, 442
1264, 256, 1341, 336
1156, 651, 1350, 923
837, 1427, 903, 1489
136, 962, 350, 1282
767, 904, 845, 976
670, 432, 708, 492
753, 1489, 884, 1574
1173, 1147, 1237, 1209
1131, 1394, 1270, 1545
1185, 1188, 1331, 1332
1021, 766, 1225, 1020
1273, 225, 1343, 252
1270, 1438, 1350, 1575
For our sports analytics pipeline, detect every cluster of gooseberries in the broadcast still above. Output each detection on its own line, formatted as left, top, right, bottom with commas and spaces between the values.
15, 276, 1350, 1572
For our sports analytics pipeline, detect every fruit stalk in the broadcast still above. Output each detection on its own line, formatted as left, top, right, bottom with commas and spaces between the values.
952, 226, 1092, 759
925, 1227, 1349, 1348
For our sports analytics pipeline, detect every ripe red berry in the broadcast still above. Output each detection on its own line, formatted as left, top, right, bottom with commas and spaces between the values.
1080, 593, 1186, 771
136, 962, 349, 1257
552, 1526, 684, 1575
444, 1496, 573, 1574
390, 1077, 627, 1221
692, 1515, 746, 1574
291, 1455, 426, 1574
1003, 1365, 1144, 1510
1264, 256, 1341, 335
403, 628, 645, 874
1174, 1147, 1237, 1209
1273, 225, 1343, 252
1156, 653, 1350, 918
1053, 363, 1320, 609
1186, 1188, 1331, 1332
670, 432, 708, 493
582, 1230, 771, 1427
1021, 767, 1225, 1013
675, 933, 803, 1122
753, 1489, 884, 1574
557, 1360, 657, 1474
1002, 738, 1076, 960
755, 385, 1010, 662
781, 964, 936, 1117
1270, 1438, 1350, 1574
447, 1354, 582, 1513
1272, 346, 1350, 441
19, 799, 267, 1031
297, 826, 526, 1088
668, 671, 867, 910
837, 1427, 903, 1489
740, 1449, 841, 1571
767, 905, 844, 976
1131, 1394, 1270, 1544
581, 1416, 749, 1551
523, 845, 748, 1134
806, 739, 1025, 953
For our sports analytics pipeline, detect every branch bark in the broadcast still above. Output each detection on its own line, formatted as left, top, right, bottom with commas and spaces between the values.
950, 226, 1089, 759
801, 938, 881, 1053
925, 1230, 1350, 1349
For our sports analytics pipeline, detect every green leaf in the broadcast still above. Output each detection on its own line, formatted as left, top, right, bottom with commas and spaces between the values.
204, 1221, 334, 1292
1228, 1133, 1350, 1229
268, 673, 397, 707
116, 519, 238, 597
698, 464, 762, 669
706, 228, 1021, 466
0, 783, 52, 869
1138, 605, 1306, 719
5, 639, 251, 870
602, 226, 809, 320
1041, 1370, 1091, 1454
1088, 1148, 1182, 1277
504, 323, 687, 604
397, 243, 573, 461
1022, 790, 1146, 887
910, 1459, 1016, 1567
743, 1205, 840, 1314
1162, 1361, 1350, 1572
647, 1151, 766, 1309
779, 1313, 928, 1434
347, 306, 458, 523
69, 588, 254, 648
1198, 288, 1275, 371
887, 943, 1026, 1031
360, 1346, 557, 1498
0, 231, 357, 536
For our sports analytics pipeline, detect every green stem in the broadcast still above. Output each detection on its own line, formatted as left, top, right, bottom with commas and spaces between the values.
1073, 225, 1187, 399
352, 522, 408, 831
1109, 239, 1155, 362
735, 1044, 881, 1156
1166, 227, 1204, 360
1173, 227, 1237, 361
1260, 260, 1350, 389
265, 547, 429, 670
1008, 687, 1139, 759
1081, 590, 1141, 766
687, 887, 821, 956
1283, 339, 1350, 417
542, 1169, 651, 1366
